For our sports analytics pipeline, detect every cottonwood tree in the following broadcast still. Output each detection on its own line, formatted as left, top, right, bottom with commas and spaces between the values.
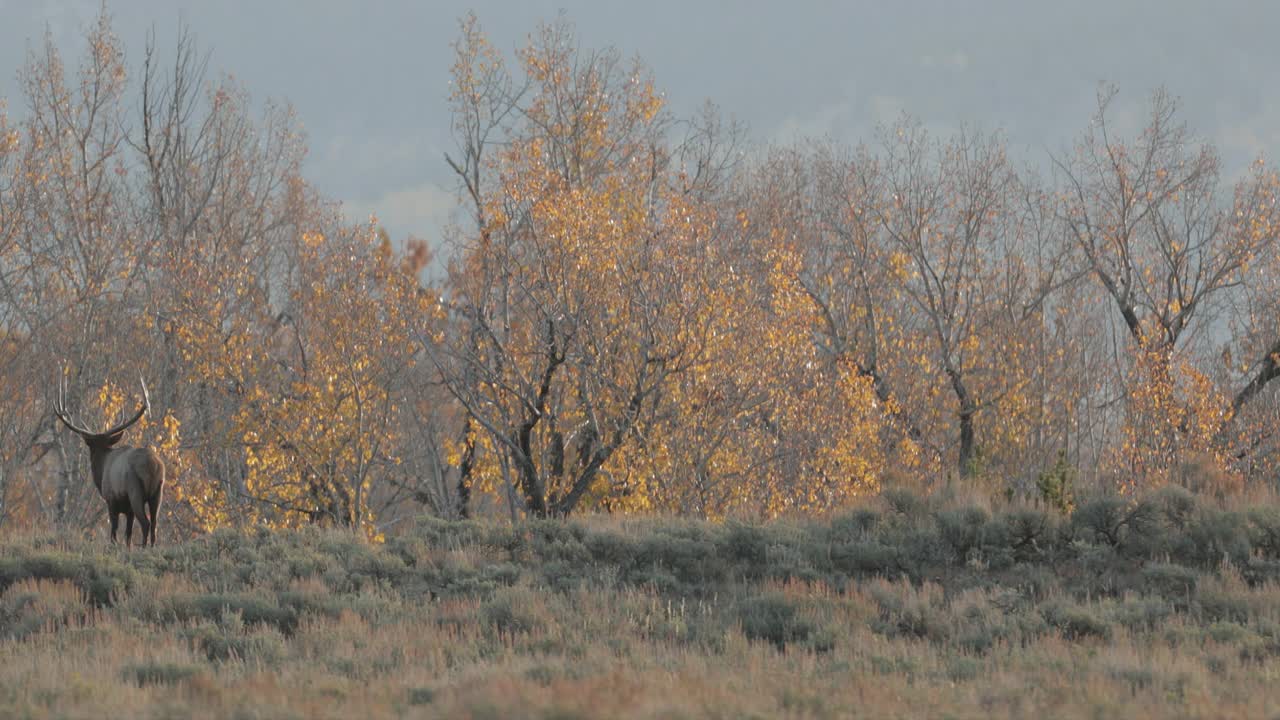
786, 141, 931, 471
860, 121, 1059, 479
1057, 88, 1280, 482
436, 17, 715, 517
694, 147, 887, 515
6, 18, 148, 527
228, 222, 426, 536
0, 13, 434, 535
0, 104, 30, 523
120, 27, 310, 530
1218, 162, 1280, 477
9, 10, 1280, 531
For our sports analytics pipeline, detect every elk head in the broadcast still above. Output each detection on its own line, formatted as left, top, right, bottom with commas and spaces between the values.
53, 373, 166, 547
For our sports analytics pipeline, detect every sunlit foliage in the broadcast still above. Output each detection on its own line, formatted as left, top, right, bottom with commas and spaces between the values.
0, 11, 1278, 534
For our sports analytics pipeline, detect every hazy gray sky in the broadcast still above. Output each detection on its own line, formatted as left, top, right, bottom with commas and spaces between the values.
2, 1, 1277, 244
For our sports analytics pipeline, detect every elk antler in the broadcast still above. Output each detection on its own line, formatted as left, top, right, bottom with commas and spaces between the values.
95, 376, 151, 437
52, 369, 151, 439
52, 369, 94, 437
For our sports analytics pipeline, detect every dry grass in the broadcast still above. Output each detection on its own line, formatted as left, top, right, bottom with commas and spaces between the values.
2, 491, 1280, 718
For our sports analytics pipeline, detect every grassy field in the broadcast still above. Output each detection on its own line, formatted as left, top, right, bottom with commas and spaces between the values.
3, 487, 1280, 718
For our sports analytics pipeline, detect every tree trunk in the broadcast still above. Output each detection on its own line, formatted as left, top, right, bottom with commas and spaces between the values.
958, 409, 977, 477
1233, 339, 1280, 416
514, 424, 547, 517
54, 430, 76, 526
947, 366, 979, 477
456, 420, 476, 519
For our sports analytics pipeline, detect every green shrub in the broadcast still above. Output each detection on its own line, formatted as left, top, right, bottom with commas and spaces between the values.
1042, 599, 1111, 640
165, 593, 298, 634
584, 531, 637, 568
407, 687, 436, 706
534, 536, 592, 567
1151, 485, 1198, 530
736, 593, 831, 652
527, 519, 587, 550
882, 488, 927, 519
867, 654, 919, 677
885, 525, 945, 581
1069, 496, 1170, 559
480, 593, 540, 636
1109, 596, 1174, 631
937, 506, 990, 563
312, 535, 408, 591
830, 540, 896, 576
1108, 666, 1155, 694
404, 516, 492, 550
721, 521, 770, 568
1003, 563, 1056, 601
1204, 621, 1269, 661
1195, 584, 1253, 623
946, 656, 984, 682
419, 557, 523, 600
867, 582, 949, 644
123, 662, 201, 687
1177, 510, 1252, 568
758, 540, 823, 585
830, 508, 881, 538
630, 530, 727, 592
1248, 507, 1280, 558
1243, 557, 1280, 585
999, 509, 1055, 563
1070, 498, 1130, 547
0, 588, 40, 640
538, 560, 591, 594
182, 622, 287, 663
636, 605, 727, 653
1206, 620, 1256, 644
0, 553, 134, 606
1142, 563, 1199, 601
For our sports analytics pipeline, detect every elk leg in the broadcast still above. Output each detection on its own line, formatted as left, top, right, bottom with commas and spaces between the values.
110, 512, 120, 544
124, 512, 134, 547
129, 491, 151, 548
147, 492, 162, 546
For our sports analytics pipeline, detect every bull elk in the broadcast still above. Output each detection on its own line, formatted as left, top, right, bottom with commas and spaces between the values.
52, 374, 165, 547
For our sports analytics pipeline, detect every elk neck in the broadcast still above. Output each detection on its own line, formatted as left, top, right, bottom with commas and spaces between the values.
85, 442, 114, 494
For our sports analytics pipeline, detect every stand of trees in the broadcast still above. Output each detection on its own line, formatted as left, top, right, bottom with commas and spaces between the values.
0, 13, 1277, 535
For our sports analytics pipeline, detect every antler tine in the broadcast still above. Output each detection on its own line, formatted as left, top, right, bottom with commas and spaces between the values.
56, 366, 67, 415
52, 365, 94, 437
93, 376, 151, 438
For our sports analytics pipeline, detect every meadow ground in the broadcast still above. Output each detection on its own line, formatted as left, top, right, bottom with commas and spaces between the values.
3, 487, 1280, 718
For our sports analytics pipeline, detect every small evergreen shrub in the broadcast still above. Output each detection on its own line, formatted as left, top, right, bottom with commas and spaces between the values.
1036, 451, 1076, 514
